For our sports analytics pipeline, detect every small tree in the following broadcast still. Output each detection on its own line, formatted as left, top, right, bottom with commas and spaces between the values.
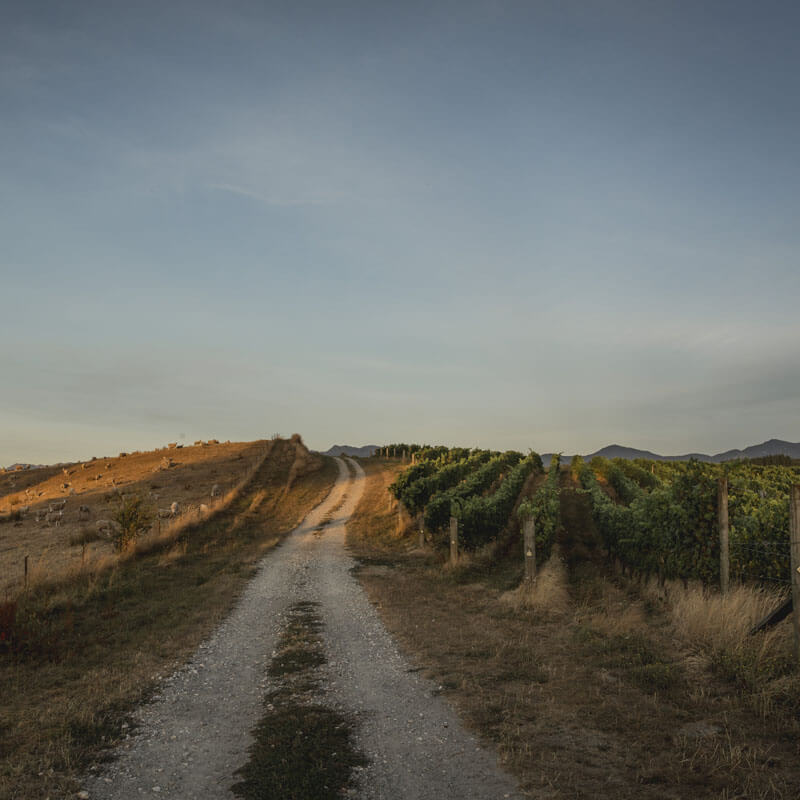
112, 494, 153, 550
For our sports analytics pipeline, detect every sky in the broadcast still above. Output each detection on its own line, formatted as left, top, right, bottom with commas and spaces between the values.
2, 0, 799, 464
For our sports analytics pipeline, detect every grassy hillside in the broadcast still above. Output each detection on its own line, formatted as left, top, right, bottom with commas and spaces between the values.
0, 437, 337, 800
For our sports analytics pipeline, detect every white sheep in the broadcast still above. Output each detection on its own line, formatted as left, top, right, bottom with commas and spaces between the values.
170, 501, 179, 516
46, 510, 64, 526
210, 484, 221, 497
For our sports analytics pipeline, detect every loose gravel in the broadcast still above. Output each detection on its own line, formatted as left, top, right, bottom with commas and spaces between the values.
83, 458, 523, 799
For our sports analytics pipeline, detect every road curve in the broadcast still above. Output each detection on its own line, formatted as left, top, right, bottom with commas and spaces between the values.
84, 457, 523, 800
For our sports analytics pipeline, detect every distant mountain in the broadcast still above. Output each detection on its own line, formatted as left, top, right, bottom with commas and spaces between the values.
541, 439, 800, 467
320, 444, 379, 458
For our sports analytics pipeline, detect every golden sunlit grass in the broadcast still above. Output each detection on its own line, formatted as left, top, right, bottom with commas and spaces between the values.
0, 440, 274, 596
0, 439, 338, 800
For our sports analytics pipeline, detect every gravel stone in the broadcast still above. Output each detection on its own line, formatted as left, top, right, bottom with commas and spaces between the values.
83, 458, 523, 799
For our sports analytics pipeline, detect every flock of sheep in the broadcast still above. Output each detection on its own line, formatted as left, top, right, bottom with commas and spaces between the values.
8, 483, 223, 541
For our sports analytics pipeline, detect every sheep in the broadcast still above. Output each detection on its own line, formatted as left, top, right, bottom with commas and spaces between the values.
170, 501, 179, 516
199, 503, 209, 514
210, 484, 221, 497
49, 500, 67, 513
46, 510, 64, 526
78, 505, 91, 520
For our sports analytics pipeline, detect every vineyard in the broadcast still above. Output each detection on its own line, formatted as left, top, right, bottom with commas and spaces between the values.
385, 444, 562, 558
573, 455, 800, 588
382, 443, 800, 592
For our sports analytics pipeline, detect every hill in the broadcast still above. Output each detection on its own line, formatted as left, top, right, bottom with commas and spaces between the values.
321, 444, 379, 458
542, 438, 800, 466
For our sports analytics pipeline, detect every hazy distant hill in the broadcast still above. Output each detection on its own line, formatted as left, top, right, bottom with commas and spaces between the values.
542, 439, 800, 467
321, 444, 379, 458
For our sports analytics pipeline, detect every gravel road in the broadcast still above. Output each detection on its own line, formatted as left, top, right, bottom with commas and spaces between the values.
83, 458, 523, 800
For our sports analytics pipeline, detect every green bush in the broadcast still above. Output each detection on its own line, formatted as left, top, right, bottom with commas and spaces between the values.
112, 494, 154, 550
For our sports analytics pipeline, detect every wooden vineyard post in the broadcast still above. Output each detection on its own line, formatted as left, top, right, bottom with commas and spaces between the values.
718, 477, 730, 594
449, 516, 459, 564
411, 452, 416, 465
403, 449, 408, 463
523, 517, 536, 586
790, 484, 800, 663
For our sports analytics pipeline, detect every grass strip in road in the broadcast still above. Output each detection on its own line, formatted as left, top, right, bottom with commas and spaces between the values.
232, 602, 366, 800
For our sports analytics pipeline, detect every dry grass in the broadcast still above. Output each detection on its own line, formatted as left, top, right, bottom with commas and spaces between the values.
500, 548, 571, 616
345, 457, 406, 555
0, 439, 338, 800
0, 440, 273, 595
346, 459, 800, 799
669, 582, 789, 656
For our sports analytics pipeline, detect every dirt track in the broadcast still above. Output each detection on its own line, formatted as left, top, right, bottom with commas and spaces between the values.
83, 457, 522, 799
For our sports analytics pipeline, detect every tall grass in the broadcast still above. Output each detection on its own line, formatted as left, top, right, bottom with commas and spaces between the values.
501, 548, 571, 616
669, 582, 789, 655
666, 582, 796, 700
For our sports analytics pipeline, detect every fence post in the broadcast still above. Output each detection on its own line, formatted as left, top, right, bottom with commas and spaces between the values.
523, 517, 536, 586
718, 477, 730, 593
790, 484, 800, 663
24, 554, 29, 590
449, 516, 458, 564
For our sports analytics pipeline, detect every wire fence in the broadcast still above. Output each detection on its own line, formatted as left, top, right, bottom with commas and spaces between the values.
731, 540, 791, 585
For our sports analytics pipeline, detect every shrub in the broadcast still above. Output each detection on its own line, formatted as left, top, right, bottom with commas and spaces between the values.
112, 494, 154, 550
